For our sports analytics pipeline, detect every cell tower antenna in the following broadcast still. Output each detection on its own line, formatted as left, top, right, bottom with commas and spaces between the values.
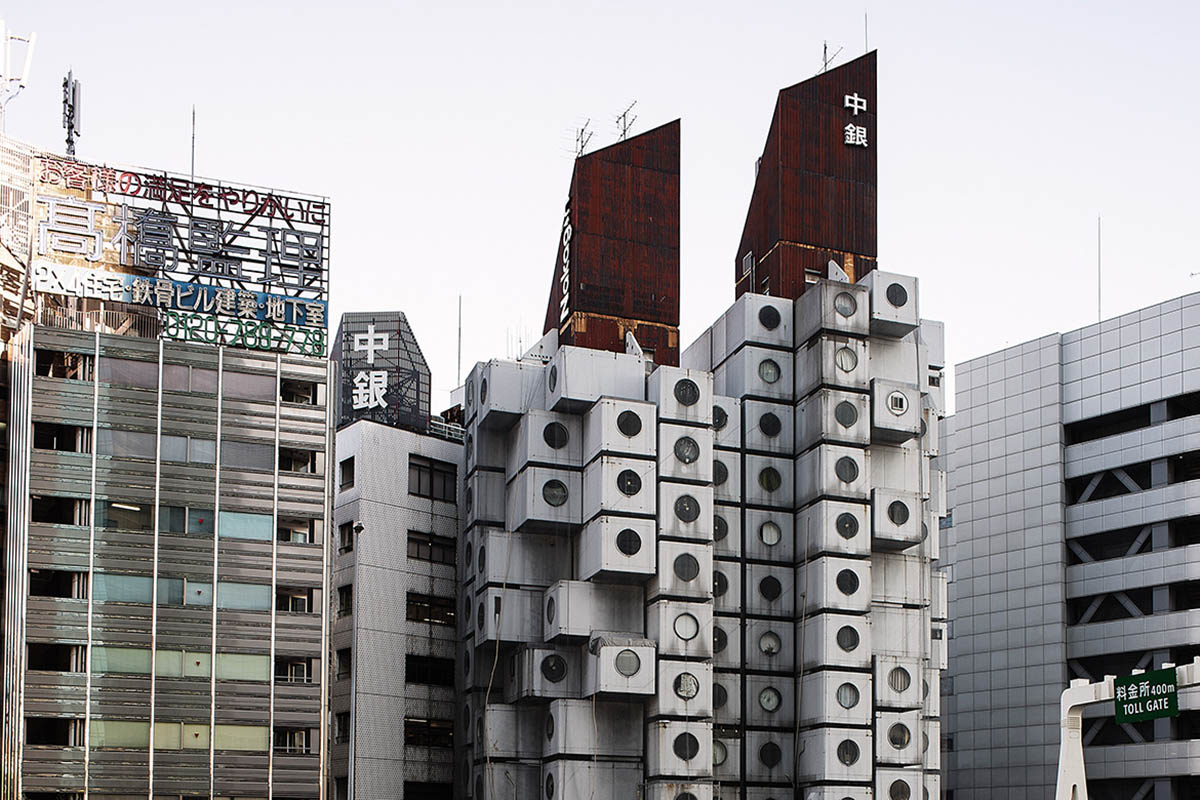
822, 40, 843, 73
864, 12, 869, 52
575, 119, 593, 158
456, 294, 462, 385
190, 105, 196, 183
61, 69, 81, 157
616, 101, 638, 141
0, 20, 37, 132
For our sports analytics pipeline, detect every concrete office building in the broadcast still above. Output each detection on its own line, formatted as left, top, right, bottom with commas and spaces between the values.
328, 312, 463, 800
943, 291, 1200, 799
2, 140, 332, 799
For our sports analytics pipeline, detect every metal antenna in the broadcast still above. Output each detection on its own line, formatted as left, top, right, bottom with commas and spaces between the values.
0, 20, 36, 132
190, 105, 196, 183
822, 41, 844, 73
865, 12, 869, 52
1097, 216, 1102, 322
575, 119, 593, 157
61, 69, 81, 157
456, 295, 462, 385
616, 101, 637, 141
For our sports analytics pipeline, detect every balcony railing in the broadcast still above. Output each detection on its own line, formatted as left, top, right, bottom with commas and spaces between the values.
38, 305, 161, 339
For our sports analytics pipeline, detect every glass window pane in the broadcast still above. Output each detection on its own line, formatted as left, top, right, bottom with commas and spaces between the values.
98, 357, 158, 389
215, 653, 269, 681
185, 581, 213, 606
163, 364, 190, 392
182, 651, 211, 678
93, 574, 153, 603
153, 721, 181, 750
182, 723, 210, 749
220, 441, 274, 471
223, 372, 275, 402
96, 501, 153, 532
157, 577, 184, 606
91, 646, 151, 674
155, 650, 182, 678
161, 436, 188, 462
97, 429, 157, 459
217, 582, 271, 611
159, 505, 186, 534
213, 724, 269, 751
218, 511, 272, 541
187, 508, 214, 536
189, 439, 216, 465
90, 719, 150, 748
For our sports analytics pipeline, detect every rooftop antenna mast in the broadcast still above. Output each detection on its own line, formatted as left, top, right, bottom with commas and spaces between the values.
616, 101, 637, 141
0, 20, 37, 133
62, 69, 81, 157
822, 40, 844, 73
456, 295, 462, 385
575, 119, 593, 158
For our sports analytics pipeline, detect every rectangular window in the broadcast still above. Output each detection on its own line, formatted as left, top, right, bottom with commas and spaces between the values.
218, 510, 273, 541
160, 435, 188, 462
28, 569, 87, 599
279, 447, 318, 474
406, 655, 455, 687
89, 719, 150, 748
33, 422, 89, 453
273, 727, 312, 754
164, 364, 218, 394
275, 657, 313, 684
277, 518, 315, 544
154, 649, 213, 678
216, 582, 271, 611
214, 724, 271, 751
96, 429, 157, 459
95, 500, 153, 532
223, 371, 276, 402
24, 716, 84, 746
90, 646, 151, 675
407, 531, 455, 565
35, 349, 93, 380
334, 712, 350, 744
403, 718, 453, 749
157, 577, 184, 606
215, 653, 270, 682
31, 495, 87, 525
337, 585, 353, 617
276, 587, 313, 613
188, 508, 215, 536
404, 782, 453, 800
338, 522, 354, 553
92, 574, 153, 604
405, 593, 455, 626
97, 357, 157, 389
409, 456, 456, 502
280, 378, 319, 405
336, 647, 351, 680
27, 643, 81, 672
339, 457, 355, 490
189, 438, 216, 464
153, 721, 211, 750
220, 440, 274, 471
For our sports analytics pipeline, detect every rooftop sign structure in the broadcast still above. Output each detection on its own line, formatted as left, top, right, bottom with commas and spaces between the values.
332, 311, 431, 433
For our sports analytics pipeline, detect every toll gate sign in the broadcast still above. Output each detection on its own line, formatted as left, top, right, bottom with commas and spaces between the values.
1114, 668, 1179, 724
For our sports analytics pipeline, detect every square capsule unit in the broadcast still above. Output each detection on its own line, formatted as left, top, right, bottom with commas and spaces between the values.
504, 645, 580, 702
797, 556, 871, 616
801, 612, 871, 671
744, 563, 795, 618
795, 500, 871, 559
583, 397, 657, 464
470, 762, 539, 800
646, 720, 714, 780
465, 469, 506, 529
744, 673, 795, 727
472, 586, 543, 644
742, 398, 794, 455
504, 408, 583, 480
474, 528, 570, 590
797, 727, 873, 784
713, 672, 742, 725
712, 730, 741, 783
542, 699, 645, 758
799, 670, 872, 728
465, 425, 507, 473
583, 456, 657, 522
860, 269, 920, 339
795, 444, 869, 506
794, 388, 871, 452
872, 488, 925, 552
711, 616, 742, 669
794, 335, 870, 399
712, 452, 741, 504
658, 422, 715, 484
649, 540, 713, 602
870, 606, 927, 658
793, 278, 871, 344
473, 702, 542, 760
743, 507, 794, 563
876, 710, 923, 766
659, 483, 715, 542
712, 505, 742, 558
711, 560, 741, 614
650, 659, 714, 719
583, 636, 656, 697
743, 729, 794, 783
875, 768, 924, 800
647, 599, 714, 659
543, 581, 644, 641
470, 358, 545, 431
714, 292, 795, 364
542, 759, 643, 800
546, 346, 645, 413
870, 552, 928, 608
923, 720, 941, 771
744, 617, 794, 673
574, 516, 656, 582
871, 378, 922, 444
712, 395, 742, 449
649, 365, 714, 426
715, 346, 794, 403
875, 656, 923, 711
644, 783, 714, 800
744, 453, 794, 509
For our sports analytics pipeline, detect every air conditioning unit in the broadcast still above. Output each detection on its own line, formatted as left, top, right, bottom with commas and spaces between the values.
474, 702, 542, 760
680, 327, 714, 372
744, 617, 794, 673
713, 451, 742, 504
506, 466, 582, 533
712, 729, 742, 782
649, 540, 714, 602
793, 278, 871, 345
658, 483, 715, 542
919, 318, 945, 371
794, 335, 870, 399
575, 515, 656, 582
875, 656, 923, 710
875, 710, 922, 765
583, 398, 657, 464
583, 455, 657, 522
867, 335, 921, 386
543, 580, 644, 641
541, 760, 643, 800
644, 782, 715, 800
475, 358, 546, 431
870, 606, 925, 658
649, 659, 713, 718
870, 553, 927, 608
505, 409, 583, 480
658, 422, 715, 484
713, 293, 795, 365
474, 528, 570, 589
796, 727, 872, 784
648, 366, 715, 427
923, 719, 941, 771
714, 346, 794, 403
712, 614, 742, 669
743, 453, 794, 508
712, 395, 742, 450
472, 586, 543, 644
743, 729, 793, 783
923, 667, 941, 718
859, 270, 919, 339
797, 556, 871, 616
744, 673, 795, 728
799, 669, 872, 728
744, 563, 795, 618
543, 699, 645, 758
465, 425, 507, 473
741, 398, 794, 456
871, 488, 924, 552
795, 445, 869, 506
504, 644, 581, 702
742, 508, 793, 564
465, 469, 506, 529
794, 388, 870, 453
646, 720, 713, 779
713, 671, 742, 725
583, 635, 656, 696
874, 768, 923, 800
647, 599, 713, 659
795, 500, 871, 559
871, 378, 921, 444
932, 570, 948, 621
469, 761, 539, 800
712, 559, 742, 614
800, 612, 871, 671
713, 505, 742, 558
546, 345, 645, 413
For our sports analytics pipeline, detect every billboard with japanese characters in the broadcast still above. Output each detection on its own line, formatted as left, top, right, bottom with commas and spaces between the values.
30, 152, 329, 355
332, 312, 431, 432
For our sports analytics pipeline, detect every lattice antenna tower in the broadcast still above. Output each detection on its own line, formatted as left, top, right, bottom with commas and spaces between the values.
62, 69, 81, 157
616, 101, 637, 141
575, 119, 594, 158
821, 40, 843, 73
0, 20, 37, 133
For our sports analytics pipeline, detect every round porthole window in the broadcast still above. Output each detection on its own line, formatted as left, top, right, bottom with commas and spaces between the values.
673, 732, 700, 761
713, 625, 727, 653
713, 405, 728, 431
475, 777, 483, 798
674, 672, 700, 700
678, 794, 700, 800
674, 436, 700, 464
540, 654, 567, 683
545, 773, 555, 799
834, 346, 858, 373
476, 602, 484, 630
479, 378, 488, 405
833, 291, 857, 317
836, 568, 860, 595
888, 500, 910, 526
713, 514, 728, 541
836, 739, 859, 766
615, 648, 641, 677
674, 494, 700, 523
889, 666, 912, 693
615, 528, 642, 556
886, 283, 909, 308
713, 682, 728, 708
465, 486, 474, 512
887, 390, 909, 416
836, 682, 860, 709
758, 359, 781, 384
836, 625, 860, 652
674, 613, 699, 641
713, 459, 728, 486
758, 687, 782, 713
542, 479, 568, 507
758, 467, 782, 492
712, 739, 728, 767
465, 379, 474, 410
477, 546, 486, 574
759, 741, 782, 767
759, 520, 782, 546
834, 400, 859, 427
547, 366, 558, 392
674, 379, 701, 406
465, 433, 474, 460
616, 410, 642, 437
834, 456, 859, 483
464, 652, 471, 677
545, 598, 556, 623
759, 412, 782, 437
758, 304, 781, 330
713, 570, 728, 597
759, 631, 782, 655
617, 469, 642, 496
545, 712, 554, 741
673, 553, 700, 582
836, 512, 859, 539
543, 422, 569, 449
759, 575, 782, 601
890, 780, 911, 800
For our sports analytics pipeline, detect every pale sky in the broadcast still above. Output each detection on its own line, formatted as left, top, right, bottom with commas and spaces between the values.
6, 1, 1199, 411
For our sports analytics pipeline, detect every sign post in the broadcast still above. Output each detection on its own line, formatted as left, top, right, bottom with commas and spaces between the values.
1113, 667, 1179, 724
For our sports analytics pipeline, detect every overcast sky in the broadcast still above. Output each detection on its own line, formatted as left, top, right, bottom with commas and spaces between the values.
6, 1, 1198, 411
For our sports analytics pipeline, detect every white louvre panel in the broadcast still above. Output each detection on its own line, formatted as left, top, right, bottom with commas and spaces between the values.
713, 452, 742, 504
875, 710, 922, 765
473, 702, 542, 760
924, 507, 941, 561
869, 440, 921, 494
793, 279, 871, 344
713, 672, 742, 725
871, 488, 924, 552
923, 667, 941, 718
470, 762, 539, 800
870, 606, 925, 658
923, 719, 941, 770
794, 335, 870, 399
658, 422, 715, 484
920, 399, 940, 456
925, 367, 946, 416
713, 505, 742, 558
582, 397, 657, 464
712, 560, 741, 614
645, 720, 714, 779
543, 581, 644, 641
744, 563, 795, 618
546, 346, 645, 412
649, 540, 714, 602
860, 270, 920, 339
714, 346, 794, 403
931, 570, 948, 621
465, 425, 507, 473
712, 730, 742, 783
868, 336, 921, 385
797, 556, 871, 616
919, 318, 945, 370
650, 659, 714, 718
799, 670, 872, 728
503, 645, 581, 702
658, 483, 715, 542
583, 455, 657, 521
874, 656, 923, 710
575, 516, 657, 582
794, 389, 871, 452
583, 636, 656, 696
504, 408, 583, 480
744, 673, 795, 727
796, 727, 873, 784
875, 768, 923, 800
541, 760, 643, 800
799, 788, 871, 800
648, 365, 714, 426
928, 467, 947, 514
931, 621, 948, 669
465, 469, 506, 529
643, 782, 715, 800
925, 770, 942, 800
870, 553, 928, 608
711, 615, 742, 669
743, 729, 793, 783
713, 293, 795, 365
543, 699, 645, 757
743, 508, 794, 563
476, 358, 546, 430
712, 395, 743, 450
473, 586, 543, 644
800, 612, 872, 671
744, 617, 794, 673
647, 599, 714, 659
742, 398, 794, 455
795, 445, 869, 506
795, 500, 871, 559
506, 466, 583, 533
680, 326, 714, 372
870, 378, 922, 443
743, 453, 794, 508
474, 528, 570, 589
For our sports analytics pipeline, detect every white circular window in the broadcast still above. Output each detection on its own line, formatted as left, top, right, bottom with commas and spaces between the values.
758, 631, 781, 655
758, 359, 781, 384
614, 648, 641, 677
836, 682, 860, 709
759, 520, 782, 546
834, 346, 858, 373
833, 291, 857, 317
889, 666, 912, 693
712, 739, 727, 766
673, 613, 699, 641
889, 723, 911, 750
758, 687, 782, 713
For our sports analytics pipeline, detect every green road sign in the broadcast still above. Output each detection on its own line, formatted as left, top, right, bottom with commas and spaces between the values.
1114, 667, 1178, 724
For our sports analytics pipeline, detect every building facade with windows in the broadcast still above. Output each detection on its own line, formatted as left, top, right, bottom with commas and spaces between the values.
942, 291, 1200, 799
